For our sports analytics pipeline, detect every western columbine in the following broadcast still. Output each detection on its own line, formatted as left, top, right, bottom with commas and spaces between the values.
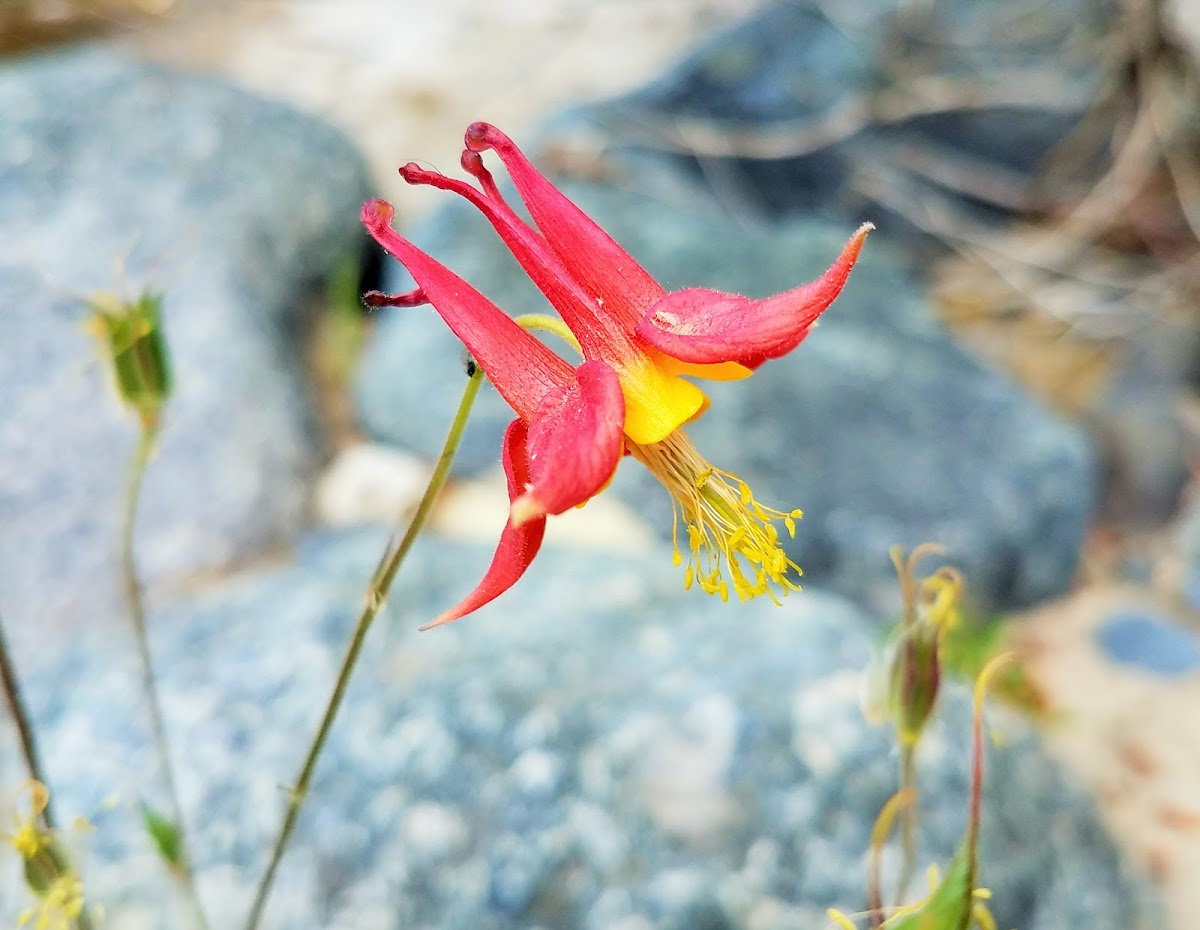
362, 122, 870, 629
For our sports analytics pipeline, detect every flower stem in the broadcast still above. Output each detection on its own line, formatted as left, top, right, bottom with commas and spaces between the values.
0, 611, 55, 830
968, 654, 1015, 905
243, 364, 484, 930
1, 614, 98, 930
121, 425, 209, 930
866, 788, 914, 929
895, 744, 917, 906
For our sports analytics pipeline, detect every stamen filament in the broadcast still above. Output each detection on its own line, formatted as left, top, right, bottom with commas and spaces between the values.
628, 430, 803, 603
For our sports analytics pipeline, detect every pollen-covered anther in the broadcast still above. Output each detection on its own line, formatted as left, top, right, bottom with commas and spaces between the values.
18, 872, 86, 929
9, 822, 41, 859
628, 430, 803, 603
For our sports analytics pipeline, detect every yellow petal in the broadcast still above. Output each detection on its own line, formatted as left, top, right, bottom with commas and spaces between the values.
618, 356, 708, 445
654, 351, 753, 383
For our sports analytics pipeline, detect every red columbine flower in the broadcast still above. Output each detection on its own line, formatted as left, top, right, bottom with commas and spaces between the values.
362, 121, 870, 629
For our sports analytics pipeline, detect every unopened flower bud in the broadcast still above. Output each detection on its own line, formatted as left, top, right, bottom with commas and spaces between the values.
864, 545, 964, 748
890, 621, 942, 748
86, 291, 172, 432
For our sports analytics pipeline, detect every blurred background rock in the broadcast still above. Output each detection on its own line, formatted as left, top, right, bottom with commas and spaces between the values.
1, 1, 1199, 928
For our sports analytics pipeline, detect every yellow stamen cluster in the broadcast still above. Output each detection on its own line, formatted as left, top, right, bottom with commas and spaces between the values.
17, 873, 85, 930
5, 782, 93, 930
919, 567, 964, 631
8, 780, 49, 859
628, 430, 803, 603
10, 821, 42, 858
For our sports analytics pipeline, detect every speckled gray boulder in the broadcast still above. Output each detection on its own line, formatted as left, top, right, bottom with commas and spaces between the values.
0, 47, 370, 655
16, 531, 1156, 929
356, 182, 1095, 614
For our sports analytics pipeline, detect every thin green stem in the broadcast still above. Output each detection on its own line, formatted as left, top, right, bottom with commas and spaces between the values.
965, 655, 1014, 914
866, 788, 914, 929
1, 615, 97, 930
2, 620, 94, 930
121, 426, 209, 930
895, 744, 918, 906
243, 365, 484, 930
0, 610, 55, 831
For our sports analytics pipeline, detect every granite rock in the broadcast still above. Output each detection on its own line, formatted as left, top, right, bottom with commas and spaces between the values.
356, 181, 1095, 613
565, 0, 1115, 230
15, 530, 1157, 930
0, 47, 371, 653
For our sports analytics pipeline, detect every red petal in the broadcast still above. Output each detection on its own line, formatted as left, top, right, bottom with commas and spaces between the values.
362, 199, 575, 420
397, 163, 638, 365
510, 360, 625, 524
634, 224, 872, 368
464, 122, 666, 331
420, 419, 547, 629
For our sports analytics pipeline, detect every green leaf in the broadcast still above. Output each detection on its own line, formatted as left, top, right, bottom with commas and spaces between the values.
316, 252, 370, 391
939, 612, 1048, 719
139, 803, 184, 872
883, 851, 974, 929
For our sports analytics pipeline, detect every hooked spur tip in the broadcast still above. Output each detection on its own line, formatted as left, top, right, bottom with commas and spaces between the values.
464, 121, 500, 152
361, 198, 395, 228
399, 162, 443, 185
460, 149, 485, 173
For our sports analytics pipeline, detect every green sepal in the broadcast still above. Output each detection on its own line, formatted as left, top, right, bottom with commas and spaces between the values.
87, 291, 173, 429
889, 623, 941, 748
22, 835, 71, 896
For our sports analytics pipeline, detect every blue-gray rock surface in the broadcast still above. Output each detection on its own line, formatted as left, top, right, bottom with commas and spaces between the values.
0, 47, 370, 654
1095, 611, 1200, 677
357, 182, 1095, 614
14, 531, 1157, 930
566, 0, 1114, 230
